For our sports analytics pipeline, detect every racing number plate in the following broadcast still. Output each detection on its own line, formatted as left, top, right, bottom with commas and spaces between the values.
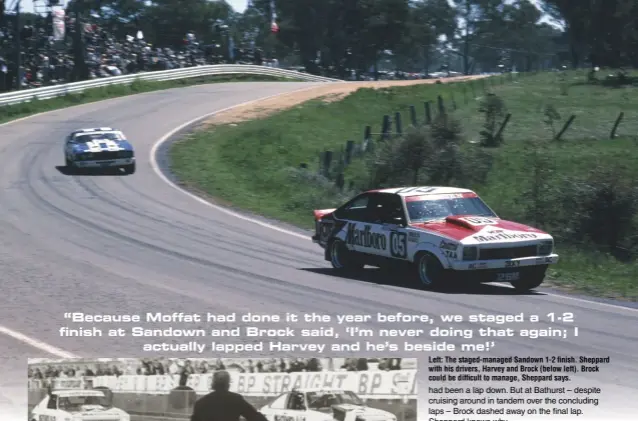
496, 272, 520, 281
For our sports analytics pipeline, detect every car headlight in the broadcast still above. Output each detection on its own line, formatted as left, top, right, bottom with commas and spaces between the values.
462, 246, 478, 260
538, 240, 553, 255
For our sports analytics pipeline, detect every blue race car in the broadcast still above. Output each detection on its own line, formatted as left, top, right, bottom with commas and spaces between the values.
64, 127, 135, 174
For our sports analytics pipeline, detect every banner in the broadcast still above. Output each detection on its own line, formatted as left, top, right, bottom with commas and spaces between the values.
91, 370, 417, 398
52, 10, 65, 41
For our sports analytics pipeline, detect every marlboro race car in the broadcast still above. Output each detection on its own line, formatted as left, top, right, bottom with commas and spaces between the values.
29, 388, 130, 421
312, 186, 559, 290
64, 127, 136, 174
260, 388, 397, 421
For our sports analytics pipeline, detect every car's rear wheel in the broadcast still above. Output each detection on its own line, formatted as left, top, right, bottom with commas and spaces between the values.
122, 162, 136, 174
414, 252, 446, 289
329, 239, 363, 272
510, 265, 547, 291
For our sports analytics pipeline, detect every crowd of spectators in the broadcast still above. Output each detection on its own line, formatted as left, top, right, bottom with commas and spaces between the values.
0, 11, 269, 92
28, 357, 410, 382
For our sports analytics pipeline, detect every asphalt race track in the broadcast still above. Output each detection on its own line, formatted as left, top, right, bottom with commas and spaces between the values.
2, 81, 638, 418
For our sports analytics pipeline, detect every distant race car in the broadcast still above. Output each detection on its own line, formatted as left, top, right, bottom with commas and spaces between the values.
260, 388, 397, 421
64, 127, 135, 174
312, 186, 559, 290
29, 388, 130, 421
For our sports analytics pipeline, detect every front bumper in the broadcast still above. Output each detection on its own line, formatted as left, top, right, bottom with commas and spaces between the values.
449, 253, 559, 270
73, 157, 135, 168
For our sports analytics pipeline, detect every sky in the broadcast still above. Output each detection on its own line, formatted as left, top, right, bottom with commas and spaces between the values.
19, 0, 250, 14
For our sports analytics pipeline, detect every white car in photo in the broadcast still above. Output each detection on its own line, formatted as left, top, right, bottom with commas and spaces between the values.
29, 389, 130, 421
260, 388, 397, 421
312, 186, 559, 290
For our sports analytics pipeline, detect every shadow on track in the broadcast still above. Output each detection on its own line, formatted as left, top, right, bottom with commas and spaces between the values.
55, 165, 130, 176
300, 267, 546, 296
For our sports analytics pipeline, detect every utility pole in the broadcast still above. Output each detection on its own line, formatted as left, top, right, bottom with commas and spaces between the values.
15, 0, 21, 90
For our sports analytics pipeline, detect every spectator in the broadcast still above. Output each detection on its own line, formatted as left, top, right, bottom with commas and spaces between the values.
190, 371, 268, 421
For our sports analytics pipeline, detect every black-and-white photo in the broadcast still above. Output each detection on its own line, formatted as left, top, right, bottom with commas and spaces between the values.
28, 357, 417, 421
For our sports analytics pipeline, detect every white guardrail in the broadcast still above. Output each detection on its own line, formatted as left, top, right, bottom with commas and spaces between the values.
0, 64, 344, 107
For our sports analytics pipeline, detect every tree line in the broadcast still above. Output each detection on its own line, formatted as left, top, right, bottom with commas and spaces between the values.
1, 0, 635, 77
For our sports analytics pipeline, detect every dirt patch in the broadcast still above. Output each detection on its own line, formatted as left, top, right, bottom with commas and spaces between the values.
200, 75, 485, 127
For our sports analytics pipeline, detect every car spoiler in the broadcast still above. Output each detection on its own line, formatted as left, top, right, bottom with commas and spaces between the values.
313, 208, 336, 220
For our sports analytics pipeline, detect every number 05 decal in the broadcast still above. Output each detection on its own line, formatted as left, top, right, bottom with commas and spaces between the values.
390, 232, 407, 258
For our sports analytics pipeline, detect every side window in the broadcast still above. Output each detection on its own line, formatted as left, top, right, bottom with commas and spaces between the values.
46, 396, 57, 409
334, 194, 370, 221
368, 194, 405, 224
286, 392, 306, 410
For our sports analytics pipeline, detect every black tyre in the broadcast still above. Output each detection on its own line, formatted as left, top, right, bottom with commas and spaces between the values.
510, 265, 547, 291
65, 155, 72, 167
414, 252, 446, 289
328, 239, 364, 272
123, 162, 136, 174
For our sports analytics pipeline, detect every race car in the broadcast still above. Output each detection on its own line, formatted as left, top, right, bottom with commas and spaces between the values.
260, 388, 397, 421
64, 127, 135, 174
29, 388, 130, 421
312, 186, 559, 290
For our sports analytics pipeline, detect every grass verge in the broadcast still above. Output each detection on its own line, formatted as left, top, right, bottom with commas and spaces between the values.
169, 70, 638, 301
0, 73, 302, 124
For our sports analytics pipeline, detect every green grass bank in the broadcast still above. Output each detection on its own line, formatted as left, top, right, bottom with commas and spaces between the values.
169, 70, 638, 301
0, 73, 301, 124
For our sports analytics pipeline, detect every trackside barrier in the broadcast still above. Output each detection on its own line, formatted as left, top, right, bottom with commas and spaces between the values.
0, 64, 344, 107
90, 370, 417, 397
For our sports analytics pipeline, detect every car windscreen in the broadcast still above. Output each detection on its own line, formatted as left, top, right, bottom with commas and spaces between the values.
306, 391, 364, 409
74, 132, 122, 142
57, 395, 112, 411
406, 194, 496, 222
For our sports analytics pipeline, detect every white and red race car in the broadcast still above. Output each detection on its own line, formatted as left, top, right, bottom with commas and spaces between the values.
312, 186, 559, 290
260, 388, 397, 421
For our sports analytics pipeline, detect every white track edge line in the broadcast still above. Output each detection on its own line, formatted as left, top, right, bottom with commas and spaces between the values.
149, 85, 324, 241
0, 325, 78, 358
150, 88, 638, 314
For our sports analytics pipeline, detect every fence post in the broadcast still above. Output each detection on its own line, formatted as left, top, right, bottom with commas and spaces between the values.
610, 111, 624, 139
363, 125, 372, 152
322, 150, 333, 177
437, 95, 445, 114
381, 115, 391, 140
495, 113, 512, 140
344, 140, 355, 165
335, 173, 345, 190
409, 105, 417, 126
450, 92, 457, 110
555, 115, 576, 141
395, 112, 402, 136
424, 101, 432, 125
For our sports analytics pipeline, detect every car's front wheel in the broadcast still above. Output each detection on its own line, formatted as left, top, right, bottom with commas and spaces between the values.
414, 252, 446, 289
328, 239, 363, 272
510, 265, 548, 291
65, 155, 72, 167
